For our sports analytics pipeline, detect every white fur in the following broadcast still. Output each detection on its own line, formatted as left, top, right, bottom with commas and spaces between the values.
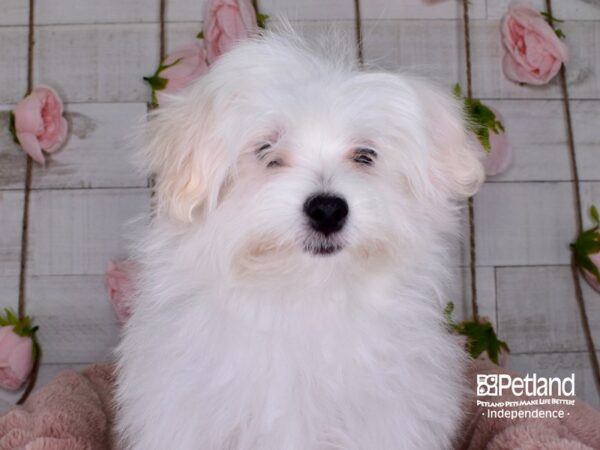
116, 31, 484, 450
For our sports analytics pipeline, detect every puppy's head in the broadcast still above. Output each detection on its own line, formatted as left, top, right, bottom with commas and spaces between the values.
140, 32, 484, 277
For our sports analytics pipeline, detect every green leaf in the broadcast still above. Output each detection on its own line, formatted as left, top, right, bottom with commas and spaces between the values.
454, 320, 510, 364
540, 11, 564, 24
0, 308, 40, 339
256, 12, 269, 29
143, 74, 168, 92
197, 31, 204, 39
453, 83, 461, 98
452, 83, 506, 155
590, 205, 599, 226
444, 302, 509, 365
555, 28, 566, 40
5, 308, 17, 325
143, 56, 185, 107
571, 211, 600, 283
8, 111, 19, 144
444, 302, 455, 324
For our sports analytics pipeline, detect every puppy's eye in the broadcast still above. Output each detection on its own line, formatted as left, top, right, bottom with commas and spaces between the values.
352, 148, 377, 166
257, 143, 271, 153
266, 159, 282, 168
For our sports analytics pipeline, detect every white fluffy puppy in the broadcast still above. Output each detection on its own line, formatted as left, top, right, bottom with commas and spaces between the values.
116, 31, 484, 450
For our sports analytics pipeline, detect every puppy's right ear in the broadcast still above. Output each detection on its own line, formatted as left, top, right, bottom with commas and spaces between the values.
137, 83, 232, 223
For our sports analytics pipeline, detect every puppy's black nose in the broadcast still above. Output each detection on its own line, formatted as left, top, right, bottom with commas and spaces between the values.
303, 194, 349, 236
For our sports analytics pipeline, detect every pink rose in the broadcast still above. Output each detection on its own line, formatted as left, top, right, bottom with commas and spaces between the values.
501, 3, 569, 85
204, 0, 259, 64
0, 326, 34, 391
12, 85, 68, 165
582, 252, 600, 294
156, 42, 209, 104
475, 108, 512, 177
105, 260, 138, 323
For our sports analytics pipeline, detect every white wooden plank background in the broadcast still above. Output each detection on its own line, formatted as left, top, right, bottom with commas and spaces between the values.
0, 0, 599, 412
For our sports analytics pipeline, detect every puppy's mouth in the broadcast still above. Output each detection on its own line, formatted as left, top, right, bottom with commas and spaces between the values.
303, 237, 345, 256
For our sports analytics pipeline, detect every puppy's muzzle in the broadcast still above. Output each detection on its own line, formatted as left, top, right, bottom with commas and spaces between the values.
303, 194, 348, 236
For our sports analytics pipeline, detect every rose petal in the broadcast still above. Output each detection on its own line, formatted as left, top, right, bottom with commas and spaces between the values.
204, 0, 258, 64
16, 132, 45, 164
501, 3, 569, 85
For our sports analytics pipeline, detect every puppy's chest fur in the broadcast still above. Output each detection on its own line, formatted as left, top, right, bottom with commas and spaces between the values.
118, 282, 465, 450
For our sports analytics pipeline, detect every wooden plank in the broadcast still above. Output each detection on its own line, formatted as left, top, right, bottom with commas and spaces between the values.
508, 352, 600, 409
362, 20, 466, 90
27, 275, 120, 364
564, 21, 600, 100
581, 182, 600, 229
496, 266, 599, 353
474, 182, 575, 266
260, 0, 354, 21
28, 188, 151, 276
487, 0, 600, 21
572, 103, 600, 181
0, 277, 19, 318
165, 22, 205, 54
0, 191, 24, 277
0, 27, 28, 104
166, 0, 206, 23
167, 0, 357, 22
0, 364, 87, 415
36, 0, 159, 25
448, 266, 497, 326
0, 1, 28, 26
0, 106, 26, 190
166, 20, 357, 60
483, 100, 570, 182
361, 0, 485, 20
31, 103, 148, 189
33, 24, 160, 103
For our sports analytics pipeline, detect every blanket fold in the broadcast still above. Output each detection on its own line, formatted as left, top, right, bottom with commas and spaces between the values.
0, 361, 598, 449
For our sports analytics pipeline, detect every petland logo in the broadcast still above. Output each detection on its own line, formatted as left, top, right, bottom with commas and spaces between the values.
477, 373, 576, 397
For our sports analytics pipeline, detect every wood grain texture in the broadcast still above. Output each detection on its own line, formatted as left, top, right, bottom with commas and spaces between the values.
508, 352, 600, 409
33, 24, 160, 103
0, 191, 24, 277
28, 189, 151, 276
260, 0, 354, 21
31, 103, 148, 189
0, 27, 28, 104
0, 107, 26, 190
166, 20, 357, 54
27, 275, 120, 364
581, 182, 600, 229
0, 364, 87, 415
487, 0, 600, 21
0, 1, 28, 26
572, 102, 600, 182
474, 182, 576, 266
361, 0, 485, 20
497, 266, 600, 353
362, 20, 466, 88
483, 100, 571, 182
36, 0, 159, 25
0, 277, 19, 317
166, 0, 206, 23
449, 266, 497, 326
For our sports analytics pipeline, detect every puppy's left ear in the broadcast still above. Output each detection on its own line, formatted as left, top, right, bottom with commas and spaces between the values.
415, 80, 485, 200
136, 79, 234, 223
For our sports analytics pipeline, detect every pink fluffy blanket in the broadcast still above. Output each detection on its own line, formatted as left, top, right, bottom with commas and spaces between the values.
0, 361, 598, 449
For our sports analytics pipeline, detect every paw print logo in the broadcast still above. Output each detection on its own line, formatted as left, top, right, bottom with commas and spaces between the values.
477, 374, 498, 396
